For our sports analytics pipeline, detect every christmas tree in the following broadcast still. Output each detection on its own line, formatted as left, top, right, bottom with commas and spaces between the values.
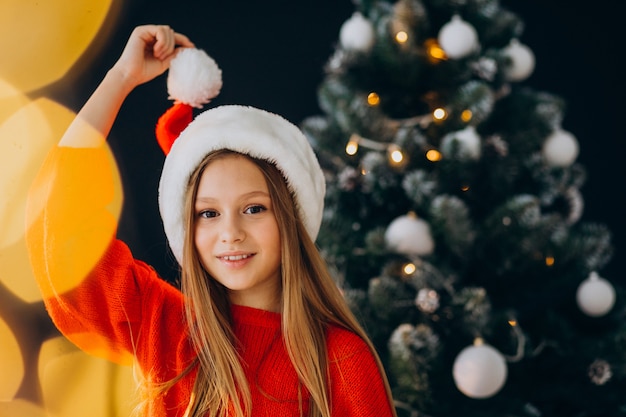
301, 1, 625, 416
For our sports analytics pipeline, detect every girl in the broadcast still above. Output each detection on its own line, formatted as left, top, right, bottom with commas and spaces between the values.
27, 25, 397, 417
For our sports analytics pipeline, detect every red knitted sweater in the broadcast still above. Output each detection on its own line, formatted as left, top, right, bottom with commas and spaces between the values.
26, 146, 395, 417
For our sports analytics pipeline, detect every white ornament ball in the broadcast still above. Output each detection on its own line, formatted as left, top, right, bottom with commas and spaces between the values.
502, 39, 535, 82
385, 213, 435, 256
453, 342, 508, 399
542, 129, 579, 167
438, 15, 479, 59
576, 272, 616, 317
440, 126, 482, 160
340, 12, 376, 52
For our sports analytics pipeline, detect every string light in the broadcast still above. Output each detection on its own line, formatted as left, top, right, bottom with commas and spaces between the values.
461, 109, 473, 122
545, 256, 555, 267
508, 319, 517, 327
433, 107, 447, 121
345, 133, 405, 168
388, 144, 405, 166
395, 31, 409, 44
403, 262, 416, 275
367, 92, 380, 106
425, 38, 446, 62
426, 149, 442, 162
461, 185, 470, 192
346, 134, 359, 155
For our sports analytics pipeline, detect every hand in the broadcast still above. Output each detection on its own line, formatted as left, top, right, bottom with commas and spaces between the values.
111, 25, 195, 89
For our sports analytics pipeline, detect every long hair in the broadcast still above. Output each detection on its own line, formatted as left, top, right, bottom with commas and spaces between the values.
176, 149, 396, 417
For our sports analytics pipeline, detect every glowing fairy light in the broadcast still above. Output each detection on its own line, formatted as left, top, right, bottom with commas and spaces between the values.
426, 149, 442, 162
388, 145, 405, 165
461, 109, 472, 122
545, 256, 555, 267
395, 31, 409, 44
433, 107, 447, 121
346, 136, 359, 155
403, 262, 416, 275
367, 92, 381, 106
425, 38, 446, 61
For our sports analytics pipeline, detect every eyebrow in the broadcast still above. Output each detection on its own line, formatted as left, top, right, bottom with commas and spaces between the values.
195, 190, 270, 203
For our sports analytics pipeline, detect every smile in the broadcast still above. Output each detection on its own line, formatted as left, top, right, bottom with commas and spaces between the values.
219, 254, 253, 261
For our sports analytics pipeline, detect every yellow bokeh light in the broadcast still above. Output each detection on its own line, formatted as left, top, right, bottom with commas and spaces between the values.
367, 92, 381, 106
461, 109, 473, 122
508, 319, 518, 327
39, 337, 137, 417
0, 0, 118, 94
346, 138, 359, 155
461, 185, 470, 192
433, 107, 447, 120
0, 317, 23, 400
26, 141, 123, 298
388, 146, 404, 164
0, 98, 69, 249
0, 399, 47, 417
545, 256, 555, 266
425, 38, 447, 62
426, 149, 442, 162
403, 263, 416, 275
395, 31, 409, 44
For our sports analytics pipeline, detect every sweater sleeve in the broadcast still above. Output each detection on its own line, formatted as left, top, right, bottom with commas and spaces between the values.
327, 327, 395, 417
25, 144, 185, 367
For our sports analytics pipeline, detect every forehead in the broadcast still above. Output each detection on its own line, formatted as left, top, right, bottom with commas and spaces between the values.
197, 153, 269, 196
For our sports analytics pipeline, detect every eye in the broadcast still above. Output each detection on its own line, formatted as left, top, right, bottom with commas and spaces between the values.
244, 205, 266, 214
198, 209, 218, 218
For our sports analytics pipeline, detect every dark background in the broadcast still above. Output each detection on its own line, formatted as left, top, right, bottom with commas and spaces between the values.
49, 0, 626, 284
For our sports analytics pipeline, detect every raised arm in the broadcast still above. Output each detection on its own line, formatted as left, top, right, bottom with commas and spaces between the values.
26, 25, 195, 365
59, 24, 194, 148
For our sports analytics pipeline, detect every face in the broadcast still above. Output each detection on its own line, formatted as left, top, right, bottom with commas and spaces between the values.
194, 154, 282, 311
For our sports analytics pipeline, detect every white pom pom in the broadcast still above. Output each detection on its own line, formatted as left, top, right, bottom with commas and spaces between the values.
441, 126, 482, 160
453, 340, 507, 399
167, 48, 223, 108
542, 129, 579, 167
502, 39, 535, 82
438, 15, 478, 59
340, 12, 376, 52
385, 213, 435, 256
576, 272, 616, 317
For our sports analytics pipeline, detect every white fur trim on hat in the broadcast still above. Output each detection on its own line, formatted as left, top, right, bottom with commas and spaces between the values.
158, 105, 326, 265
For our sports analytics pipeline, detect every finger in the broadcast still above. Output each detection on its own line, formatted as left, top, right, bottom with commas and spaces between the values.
174, 33, 195, 49
153, 25, 175, 60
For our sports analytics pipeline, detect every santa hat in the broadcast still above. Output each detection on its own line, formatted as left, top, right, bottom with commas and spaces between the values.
155, 48, 325, 266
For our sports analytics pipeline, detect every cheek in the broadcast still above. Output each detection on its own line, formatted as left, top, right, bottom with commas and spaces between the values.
193, 226, 213, 258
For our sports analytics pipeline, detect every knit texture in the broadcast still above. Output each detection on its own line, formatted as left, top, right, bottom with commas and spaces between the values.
26, 145, 394, 417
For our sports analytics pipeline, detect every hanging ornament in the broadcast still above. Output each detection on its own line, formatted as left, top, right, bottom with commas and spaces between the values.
437, 15, 478, 59
541, 129, 579, 167
440, 126, 481, 160
384, 212, 435, 256
340, 12, 376, 53
415, 288, 440, 313
576, 271, 616, 317
453, 338, 508, 399
502, 39, 535, 82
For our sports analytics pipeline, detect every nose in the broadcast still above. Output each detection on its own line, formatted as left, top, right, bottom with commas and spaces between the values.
219, 214, 245, 243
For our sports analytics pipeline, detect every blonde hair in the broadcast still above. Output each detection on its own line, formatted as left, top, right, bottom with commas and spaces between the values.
160, 149, 396, 417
